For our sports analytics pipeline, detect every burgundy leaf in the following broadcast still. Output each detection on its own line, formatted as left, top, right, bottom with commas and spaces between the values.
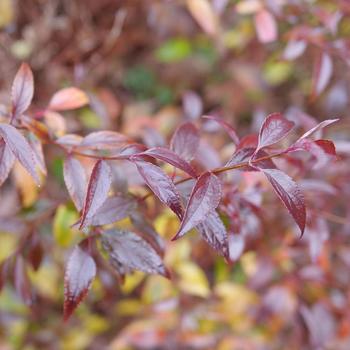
80, 131, 130, 150
226, 148, 275, 170
140, 147, 197, 177
84, 196, 136, 226
11, 63, 34, 120
173, 172, 222, 239
170, 122, 200, 161
311, 52, 333, 98
297, 119, 339, 141
64, 245, 96, 321
0, 138, 15, 186
196, 211, 229, 259
14, 256, 33, 305
132, 158, 183, 219
256, 113, 295, 152
27, 233, 43, 271
236, 134, 258, 150
0, 257, 13, 292
0, 124, 40, 184
262, 168, 306, 235
63, 156, 88, 211
79, 160, 112, 229
254, 9, 277, 43
48, 87, 89, 111
202, 115, 240, 145
101, 229, 168, 277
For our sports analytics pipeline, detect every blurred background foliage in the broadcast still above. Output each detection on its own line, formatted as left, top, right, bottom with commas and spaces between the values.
0, 0, 350, 349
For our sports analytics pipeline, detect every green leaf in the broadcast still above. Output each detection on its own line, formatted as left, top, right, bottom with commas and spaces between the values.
53, 205, 79, 247
155, 38, 192, 63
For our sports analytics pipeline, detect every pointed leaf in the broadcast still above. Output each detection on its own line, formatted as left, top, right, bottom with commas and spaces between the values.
202, 115, 240, 145
297, 119, 339, 141
196, 211, 229, 259
254, 9, 277, 43
63, 156, 88, 211
0, 124, 40, 184
79, 160, 112, 228
101, 229, 168, 276
262, 168, 306, 235
28, 133, 47, 175
48, 87, 89, 111
81, 131, 130, 149
141, 147, 197, 177
226, 148, 275, 170
85, 196, 136, 226
311, 52, 333, 98
283, 40, 307, 60
64, 245, 96, 321
170, 122, 200, 161
132, 158, 183, 219
256, 113, 294, 152
11, 63, 34, 119
174, 172, 222, 239
0, 138, 15, 186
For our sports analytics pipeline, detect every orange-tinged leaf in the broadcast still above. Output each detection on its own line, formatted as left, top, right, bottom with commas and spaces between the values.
48, 87, 89, 111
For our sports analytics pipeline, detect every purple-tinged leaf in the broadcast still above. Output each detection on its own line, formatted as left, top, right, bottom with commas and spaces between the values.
101, 229, 168, 277
254, 9, 277, 43
202, 115, 239, 145
0, 257, 13, 292
228, 234, 245, 261
287, 139, 336, 169
132, 158, 183, 219
0, 138, 15, 186
256, 113, 295, 153
140, 147, 197, 178
262, 168, 306, 235
27, 233, 43, 271
196, 211, 229, 259
226, 148, 275, 171
80, 131, 130, 150
236, 134, 258, 150
182, 90, 203, 120
48, 87, 89, 111
311, 52, 333, 98
56, 134, 83, 147
28, 133, 47, 175
63, 156, 88, 211
297, 119, 339, 141
283, 40, 307, 60
173, 172, 222, 239
170, 122, 200, 161
11, 63, 34, 120
64, 245, 96, 321
79, 160, 112, 229
0, 124, 40, 184
14, 256, 32, 305
84, 196, 136, 226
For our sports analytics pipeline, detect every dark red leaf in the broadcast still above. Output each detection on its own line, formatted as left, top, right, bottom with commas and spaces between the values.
140, 147, 197, 177
101, 229, 168, 277
63, 156, 88, 211
14, 256, 33, 305
236, 134, 258, 150
256, 113, 295, 152
79, 160, 112, 229
254, 9, 277, 43
311, 52, 333, 98
132, 158, 183, 219
48, 87, 89, 111
84, 196, 136, 226
11, 63, 34, 120
262, 168, 306, 235
173, 172, 222, 239
27, 233, 43, 271
297, 119, 339, 141
170, 122, 200, 161
202, 115, 239, 145
196, 211, 229, 259
0, 124, 40, 184
64, 245, 96, 321
0, 138, 15, 186
226, 148, 275, 170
